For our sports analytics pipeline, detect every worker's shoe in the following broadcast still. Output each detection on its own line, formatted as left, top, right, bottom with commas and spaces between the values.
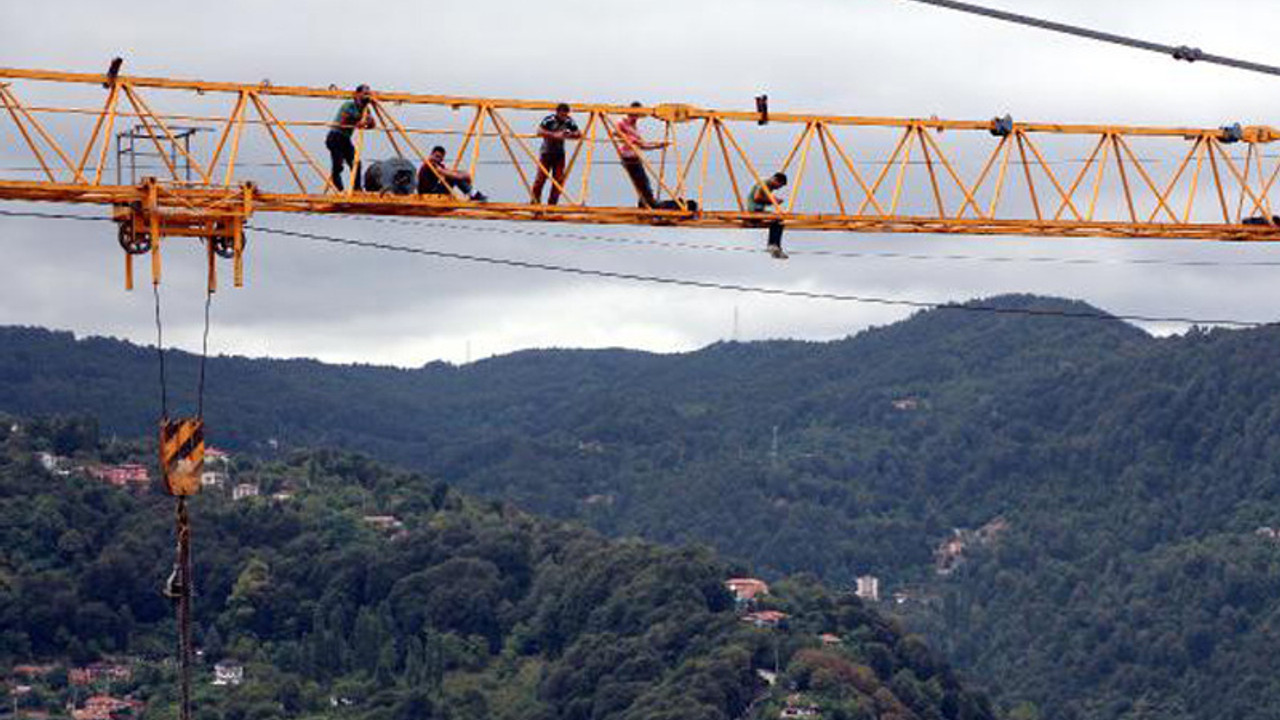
768, 244, 789, 260
470, 192, 489, 203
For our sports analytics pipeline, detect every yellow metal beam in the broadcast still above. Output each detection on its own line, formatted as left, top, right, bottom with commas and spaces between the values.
1, 62, 1280, 292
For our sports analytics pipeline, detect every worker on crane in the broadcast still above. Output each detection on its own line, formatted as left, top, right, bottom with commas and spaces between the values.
326, 84, 376, 192
747, 172, 789, 259
613, 102, 668, 209
418, 146, 488, 202
531, 103, 582, 206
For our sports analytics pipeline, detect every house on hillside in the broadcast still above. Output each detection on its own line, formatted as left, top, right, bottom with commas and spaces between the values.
780, 699, 821, 718
212, 661, 243, 686
70, 695, 143, 720
205, 447, 231, 466
85, 464, 150, 492
363, 515, 405, 533
891, 397, 922, 412
726, 578, 770, 608
743, 610, 788, 629
70, 662, 132, 686
1256, 526, 1279, 540
855, 575, 880, 602
935, 533, 966, 575
11, 664, 56, 680
936, 517, 1010, 575
819, 633, 842, 646
232, 483, 259, 501
201, 470, 229, 489
37, 452, 71, 476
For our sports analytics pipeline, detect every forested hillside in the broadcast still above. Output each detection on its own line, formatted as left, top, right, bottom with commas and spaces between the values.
0, 416, 993, 720
4, 294, 1280, 719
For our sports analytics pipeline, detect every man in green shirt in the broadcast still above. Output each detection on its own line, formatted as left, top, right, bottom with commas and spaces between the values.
747, 172, 788, 259
325, 84, 375, 192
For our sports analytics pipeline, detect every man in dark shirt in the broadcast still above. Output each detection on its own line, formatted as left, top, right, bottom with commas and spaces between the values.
325, 84, 375, 192
418, 146, 488, 202
531, 103, 581, 205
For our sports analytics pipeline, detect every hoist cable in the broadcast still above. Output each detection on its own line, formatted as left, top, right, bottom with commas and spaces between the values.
153, 282, 169, 418
197, 286, 212, 419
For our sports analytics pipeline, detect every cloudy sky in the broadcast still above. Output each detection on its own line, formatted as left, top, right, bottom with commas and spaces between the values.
3, 0, 1280, 366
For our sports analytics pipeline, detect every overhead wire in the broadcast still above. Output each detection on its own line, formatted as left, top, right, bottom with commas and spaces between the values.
901, 0, 1280, 77
0, 207, 1273, 326
248, 223, 1273, 329
342, 214, 1280, 269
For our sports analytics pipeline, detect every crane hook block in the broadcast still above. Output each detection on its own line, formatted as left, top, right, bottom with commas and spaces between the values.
1219, 123, 1243, 144
160, 418, 204, 497
990, 114, 1014, 138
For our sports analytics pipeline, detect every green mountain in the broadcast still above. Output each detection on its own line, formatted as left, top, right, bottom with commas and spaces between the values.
0, 417, 994, 720
3, 294, 1280, 719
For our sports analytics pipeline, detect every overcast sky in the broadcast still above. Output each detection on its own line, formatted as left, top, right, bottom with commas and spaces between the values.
3, 0, 1280, 367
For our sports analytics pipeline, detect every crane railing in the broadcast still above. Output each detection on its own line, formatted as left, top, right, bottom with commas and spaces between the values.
3, 63, 1280, 288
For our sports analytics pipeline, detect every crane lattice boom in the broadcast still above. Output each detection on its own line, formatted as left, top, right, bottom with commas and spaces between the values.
2, 64, 1280, 288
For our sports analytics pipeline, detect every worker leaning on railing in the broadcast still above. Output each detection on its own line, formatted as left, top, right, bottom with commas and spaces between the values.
326, 84, 376, 192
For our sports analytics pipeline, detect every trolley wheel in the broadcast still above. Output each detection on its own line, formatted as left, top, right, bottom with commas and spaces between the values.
211, 232, 246, 259
118, 223, 153, 255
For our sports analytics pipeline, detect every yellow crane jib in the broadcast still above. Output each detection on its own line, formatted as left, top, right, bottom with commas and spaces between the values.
159, 418, 204, 497
3, 59, 1280, 287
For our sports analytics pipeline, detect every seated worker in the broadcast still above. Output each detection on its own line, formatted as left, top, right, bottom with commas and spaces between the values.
613, 101, 668, 208
326, 84, 376, 192
417, 146, 488, 201
531, 103, 582, 205
747, 172, 788, 260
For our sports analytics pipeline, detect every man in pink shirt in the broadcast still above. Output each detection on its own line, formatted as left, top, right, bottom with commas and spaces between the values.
613, 101, 668, 208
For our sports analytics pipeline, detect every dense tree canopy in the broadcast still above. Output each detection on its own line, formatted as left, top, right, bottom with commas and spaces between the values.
0, 417, 992, 720
4, 294, 1280, 718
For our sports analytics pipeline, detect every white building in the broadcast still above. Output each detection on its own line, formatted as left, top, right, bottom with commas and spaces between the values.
212, 661, 243, 686
232, 483, 260, 501
37, 452, 72, 476
201, 470, 229, 489
855, 575, 880, 602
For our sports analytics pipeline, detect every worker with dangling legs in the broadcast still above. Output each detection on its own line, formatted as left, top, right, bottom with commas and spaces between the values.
747, 172, 789, 260
325, 84, 375, 192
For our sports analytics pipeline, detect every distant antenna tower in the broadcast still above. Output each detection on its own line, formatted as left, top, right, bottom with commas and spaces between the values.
770, 425, 779, 467
732, 305, 740, 342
